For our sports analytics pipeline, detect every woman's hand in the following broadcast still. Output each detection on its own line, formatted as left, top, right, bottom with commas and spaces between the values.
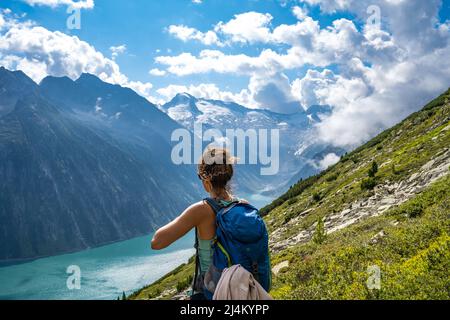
151, 201, 212, 250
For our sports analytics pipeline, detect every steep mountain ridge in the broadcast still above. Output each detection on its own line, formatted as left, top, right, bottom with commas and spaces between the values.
130, 88, 450, 300
0, 68, 201, 261
0, 67, 40, 116
40, 73, 180, 142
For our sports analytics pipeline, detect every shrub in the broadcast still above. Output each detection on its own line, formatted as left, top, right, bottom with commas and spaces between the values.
326, 172, 339, 182
391, 164, 398, 175
176, 275, 193, 292
368, 161, 379, 178
361, 177, 377, 190
313, 217, 326, 245
422, 88, 449, 110
270, 285, 293, 299
351, 157, 360, 164
404, 201, 425, 218
312, 192, 322, 202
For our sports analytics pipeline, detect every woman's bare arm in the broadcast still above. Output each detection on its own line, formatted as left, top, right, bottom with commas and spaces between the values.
151, 201, 207, 250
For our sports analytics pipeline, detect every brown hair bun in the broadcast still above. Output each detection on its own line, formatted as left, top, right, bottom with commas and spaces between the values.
198, 147, 236, 191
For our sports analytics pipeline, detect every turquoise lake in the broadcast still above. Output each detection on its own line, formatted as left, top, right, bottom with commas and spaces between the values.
0, 231, 195, 300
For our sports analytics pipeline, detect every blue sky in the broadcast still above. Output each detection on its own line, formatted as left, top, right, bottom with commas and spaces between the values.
0, 0, 361, 91
0, 0, 449, 147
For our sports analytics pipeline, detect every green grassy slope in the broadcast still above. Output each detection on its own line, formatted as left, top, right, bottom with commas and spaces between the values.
128, 256, 195, 300
130, 89, 450, 300
269, 175, 450, 299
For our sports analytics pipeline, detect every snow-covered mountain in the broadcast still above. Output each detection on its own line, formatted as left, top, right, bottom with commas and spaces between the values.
160, 92, 325, 132
160, 93, 342, 204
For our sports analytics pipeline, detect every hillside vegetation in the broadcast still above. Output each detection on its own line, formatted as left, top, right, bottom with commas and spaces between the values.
130, 89, 450, 300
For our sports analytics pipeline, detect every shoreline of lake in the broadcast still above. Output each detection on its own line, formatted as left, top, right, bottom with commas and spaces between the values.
0, 231, 195, 300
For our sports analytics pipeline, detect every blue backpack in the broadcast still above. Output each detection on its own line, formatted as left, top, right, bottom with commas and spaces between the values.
193, 198, 271, 300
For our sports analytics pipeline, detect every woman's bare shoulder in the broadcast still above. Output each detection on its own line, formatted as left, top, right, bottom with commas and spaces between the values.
184, 200, 214, 216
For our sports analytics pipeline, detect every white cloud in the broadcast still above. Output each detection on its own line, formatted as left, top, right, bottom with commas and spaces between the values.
156, 1, 450, 143
248, 72, 301, 113
291, 69, 336, 108
318, 153, 340, 170
149, 68, 166, 76
298, 0, 354, 13
300, 0, 449, 54
154, 15, 364, 114
286, 0, 450, 147
126, 80, 153, 100
192, 0, 202, 3
313, 49, 450, 147
0, 13, 5, 30
0, 24, 124, 83
22, 0, 94, 9
156, 85, 187, 100
110, 44, 126, 60
155, 49, 285, 77
157, 17, 362, 77
292, 6, 308, 20
215, 12, 273, 44
291, 64, 372, 110
166, 9, 360, 61
0, 8, 35, 31
0, 13, 154, 102
168, 25, 223, 46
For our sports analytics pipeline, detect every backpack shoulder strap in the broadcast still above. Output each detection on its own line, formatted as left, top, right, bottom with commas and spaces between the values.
192, 227, 201, 292
204, 197, 224, 214
204, 197, 241, 215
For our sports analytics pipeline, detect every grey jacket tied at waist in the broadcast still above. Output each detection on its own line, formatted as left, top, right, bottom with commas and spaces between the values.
213, 264, 273, 300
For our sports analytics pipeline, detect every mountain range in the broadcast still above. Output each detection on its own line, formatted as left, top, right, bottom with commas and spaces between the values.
0, 66, 341, 261
0, 67, 201, 261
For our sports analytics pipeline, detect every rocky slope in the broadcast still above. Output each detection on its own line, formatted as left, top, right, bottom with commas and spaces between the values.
270, 147, 450, 252
130, 88, 450, 300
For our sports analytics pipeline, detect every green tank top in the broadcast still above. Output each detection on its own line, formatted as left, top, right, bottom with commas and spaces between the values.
197, 198, 238, 274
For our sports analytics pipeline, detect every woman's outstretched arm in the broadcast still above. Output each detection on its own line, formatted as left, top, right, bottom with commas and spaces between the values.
151, 201, 206, 250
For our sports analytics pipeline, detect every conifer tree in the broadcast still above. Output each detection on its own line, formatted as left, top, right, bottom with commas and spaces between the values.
313, 217, 326, 245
